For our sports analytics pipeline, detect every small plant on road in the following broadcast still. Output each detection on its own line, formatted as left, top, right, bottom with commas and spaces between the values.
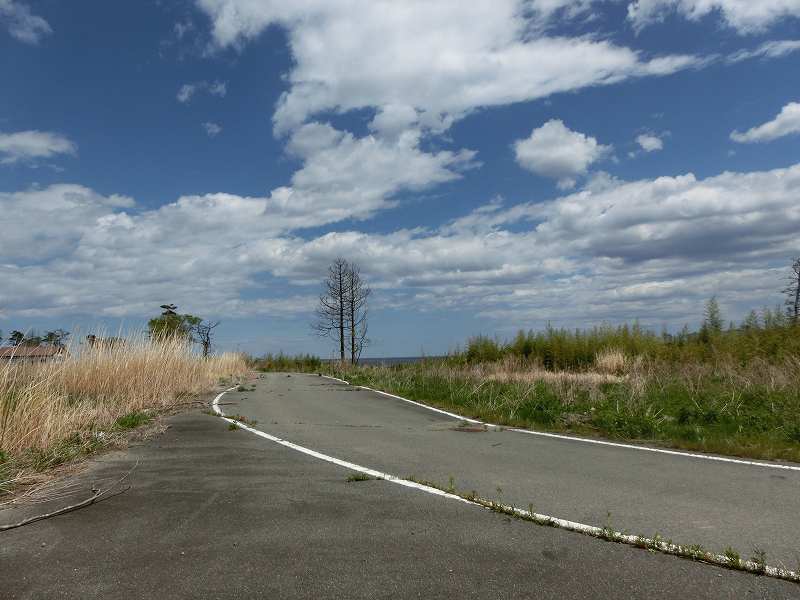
346, 472, 377, 482
751, 547, 767, 573
724, 547, 741, 567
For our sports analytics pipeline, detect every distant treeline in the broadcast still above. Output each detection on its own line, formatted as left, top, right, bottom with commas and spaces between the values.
0, 329, 70, 348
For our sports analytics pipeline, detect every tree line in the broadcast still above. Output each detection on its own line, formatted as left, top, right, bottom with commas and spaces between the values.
0, 329, 70, 348
0, 305, 221, 357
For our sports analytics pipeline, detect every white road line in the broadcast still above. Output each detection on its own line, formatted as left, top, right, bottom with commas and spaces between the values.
212, 387, 472, 503
321, 375, 800, 472
212, 385, 797, 582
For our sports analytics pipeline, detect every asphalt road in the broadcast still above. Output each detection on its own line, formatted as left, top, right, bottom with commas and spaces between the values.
225, 373, 800, 568
1, 373, 797, 598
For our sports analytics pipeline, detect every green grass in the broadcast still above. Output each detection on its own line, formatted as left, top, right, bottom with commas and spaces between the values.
112, 410, 153, 431
250, 352, 322, 373
346, 472, 378, 482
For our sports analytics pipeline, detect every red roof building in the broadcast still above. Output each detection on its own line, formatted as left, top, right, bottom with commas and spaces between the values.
0, 346, 67, 362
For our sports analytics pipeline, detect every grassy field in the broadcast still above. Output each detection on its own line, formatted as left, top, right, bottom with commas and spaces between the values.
0, 336, 247, 495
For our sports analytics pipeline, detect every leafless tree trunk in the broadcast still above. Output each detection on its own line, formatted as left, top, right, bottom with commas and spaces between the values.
313, 258, 349, 362
785, 257, 800, 323
345, 263, 370, 365
195, 321, 220, 358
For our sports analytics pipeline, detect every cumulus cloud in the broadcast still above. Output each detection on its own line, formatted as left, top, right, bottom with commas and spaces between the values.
0, 0, 51, 44
270, 122, 478, 227
0, 184, 134, 262
194, 0, 703, 135
628, 0, 800, 34
514, 120, 612, 189
202, 122, 222, 137
3, 163, 798, 326
0, 130, 76, 164
731, 102, 800, 143
176, 80, 227, 103
636, 133, 664, 152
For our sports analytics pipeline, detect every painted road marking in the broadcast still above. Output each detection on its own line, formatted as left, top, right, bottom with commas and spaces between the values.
213, 384, 797, 582
322, 375, 800, 472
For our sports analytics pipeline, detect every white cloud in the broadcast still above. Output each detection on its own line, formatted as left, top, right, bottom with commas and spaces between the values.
628, 0, 800, 34
176, 84, 197, 103
513, 120, 611, 189
270, 122, 478, 227
0, 184, 134, 262
636, 133, 664, 152
202, 122, 222, 137
177, 80, 227, 103
0, 130, 76, 164
195, 0, 703, 135
727, 39, 800, 63
5, 162, 798, 325
731, 102, 800, 143
0, 0, 51, 44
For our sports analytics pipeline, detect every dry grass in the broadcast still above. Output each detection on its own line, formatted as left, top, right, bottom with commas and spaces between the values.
476, 356, 624, 386
0, 335, 247, 486
594, 347, 627, 375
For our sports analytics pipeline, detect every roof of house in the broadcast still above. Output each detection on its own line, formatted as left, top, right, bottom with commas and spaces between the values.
0, 345, 67, 358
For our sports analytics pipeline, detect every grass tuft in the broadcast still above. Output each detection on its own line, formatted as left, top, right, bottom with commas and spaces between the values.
346, 472, 377, 482
113, 411, 153, 431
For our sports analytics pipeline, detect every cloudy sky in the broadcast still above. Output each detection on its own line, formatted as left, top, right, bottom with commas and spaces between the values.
1, 0, 799, 356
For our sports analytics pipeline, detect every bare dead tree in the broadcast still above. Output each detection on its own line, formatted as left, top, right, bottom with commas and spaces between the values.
312, 258, 349, 362
785, 257, 800, 323
195, 321, 220, 358
345, 262, 370, 365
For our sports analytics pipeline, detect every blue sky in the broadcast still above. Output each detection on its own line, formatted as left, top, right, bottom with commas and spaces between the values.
1, 0, 800, 356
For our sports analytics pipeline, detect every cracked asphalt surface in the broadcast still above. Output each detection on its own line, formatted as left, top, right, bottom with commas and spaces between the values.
1, 372, 798, 598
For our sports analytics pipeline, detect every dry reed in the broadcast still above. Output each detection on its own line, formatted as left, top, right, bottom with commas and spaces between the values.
0, 335, 247, 461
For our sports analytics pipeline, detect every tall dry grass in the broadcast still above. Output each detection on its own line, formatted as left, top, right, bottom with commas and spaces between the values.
0, 335, 247, 464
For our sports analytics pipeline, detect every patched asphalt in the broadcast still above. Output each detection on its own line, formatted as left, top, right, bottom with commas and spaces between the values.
1, 377, 797, 598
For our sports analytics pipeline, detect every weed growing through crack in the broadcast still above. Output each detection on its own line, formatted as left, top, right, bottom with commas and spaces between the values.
225, 414, 258, 427
724, 547, 742, 567
400, 475, 799, 584
751, 547, 768, 573
228, 422, 239, 431
347, 472, 377, 482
